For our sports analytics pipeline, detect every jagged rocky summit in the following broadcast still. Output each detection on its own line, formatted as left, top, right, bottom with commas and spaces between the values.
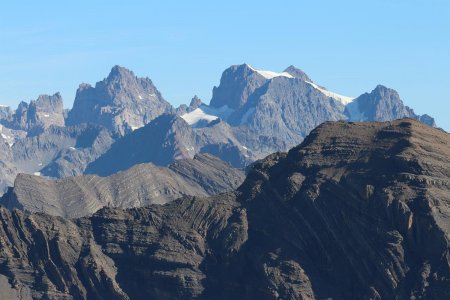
66, 65, 174, 135
0, 63, 439, 194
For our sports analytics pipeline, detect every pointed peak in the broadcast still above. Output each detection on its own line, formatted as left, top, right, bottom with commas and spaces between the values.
107, 65, 135, 80
371, 85, 400, 98
374, 84, 390, 91
283, 65, 311, 82
189, 95, 203, 108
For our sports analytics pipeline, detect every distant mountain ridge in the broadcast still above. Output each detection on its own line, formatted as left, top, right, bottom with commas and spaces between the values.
0, 63, 438, 193
0, 153, 244, 218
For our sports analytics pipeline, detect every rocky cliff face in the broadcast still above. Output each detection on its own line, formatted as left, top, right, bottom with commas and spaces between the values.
0, 124, 115, 194
209, 64, 269, 110
11, 93, 65, 134
0, 118, 448, 299
228, 76, 345, 147
0, 154, 244, 218
203, 64, 348, 158
187, 64, 438, 167
66, 66, 173, 135
345, 85, 436, 126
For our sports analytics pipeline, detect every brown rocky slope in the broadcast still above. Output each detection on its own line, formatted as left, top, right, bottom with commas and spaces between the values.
0, 118, 449, 299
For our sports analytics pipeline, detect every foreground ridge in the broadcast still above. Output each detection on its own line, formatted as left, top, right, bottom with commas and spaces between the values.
0, 118, 449, 299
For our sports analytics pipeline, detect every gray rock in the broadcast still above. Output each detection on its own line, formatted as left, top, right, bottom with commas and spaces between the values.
1, 153, 244, 218
10, 93, 65, 134
176, 95, 203, 115
86, 114, 254, 175
209, 64, 268, 109
284, 65, 312, 82
0, 124, 115, 195
0, 105, 13, 123
229, 76, 345, 148
0, 64, 440, 196
66, 66, 173, 135
345, 85, 436, 126
12, 124, 114, 176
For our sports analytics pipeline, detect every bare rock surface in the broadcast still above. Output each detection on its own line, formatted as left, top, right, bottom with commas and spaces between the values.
0, 119, 448, 299
10, 93, 65, 134
66, 66, 173, 135
1, 154, 244, 218
0, 124, 114, 194
86, 114, 254, 174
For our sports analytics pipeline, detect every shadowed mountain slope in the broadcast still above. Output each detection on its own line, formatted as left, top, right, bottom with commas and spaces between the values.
0, 118, 448, 299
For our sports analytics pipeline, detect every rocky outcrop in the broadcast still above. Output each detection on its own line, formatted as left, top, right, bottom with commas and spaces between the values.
66, 66, 173, 135
283, 65, 312, 82
0, 119, 448, 299
209, 64, 269, 109
345, 85, 436, 126
176, 95, 203, 115
0, 105, 13, 123
10, 93, 65, 134
0, 154, 244, 218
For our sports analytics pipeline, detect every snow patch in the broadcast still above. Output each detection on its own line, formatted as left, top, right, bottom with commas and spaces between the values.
181, 105, 234, 127
43, 114, 50, 117
305, 81, 354, 105
181, 108, 218, 126
33, 172, 41, 176
131, 125, 143, 131
247, 65, 294, 80
1, 133, 13, 147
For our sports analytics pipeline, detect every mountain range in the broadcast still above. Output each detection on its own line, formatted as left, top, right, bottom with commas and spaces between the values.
0, 63, 447, 299
0, 118, 448, 299
0, 64, 437, 196
0, 153, 244, 218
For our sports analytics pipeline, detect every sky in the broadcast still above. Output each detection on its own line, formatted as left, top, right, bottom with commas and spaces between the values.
0, 0, 449, 130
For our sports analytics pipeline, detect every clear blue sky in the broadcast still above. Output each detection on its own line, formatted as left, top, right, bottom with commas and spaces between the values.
1, 1, 449, 130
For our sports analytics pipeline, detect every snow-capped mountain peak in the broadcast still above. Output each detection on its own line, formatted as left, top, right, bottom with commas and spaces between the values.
247, 64, 294, 79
